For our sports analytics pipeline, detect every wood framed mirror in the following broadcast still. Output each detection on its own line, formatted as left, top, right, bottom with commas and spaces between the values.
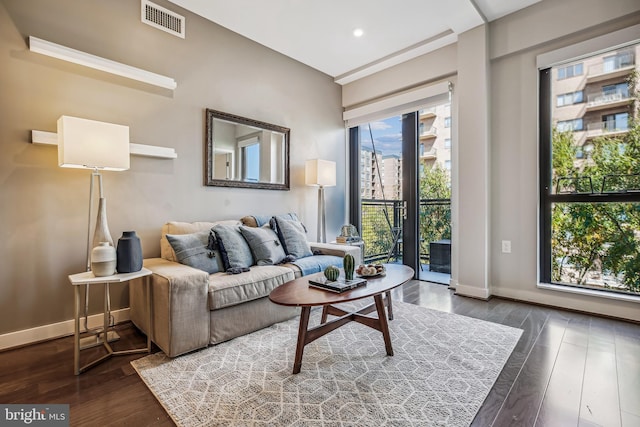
205, 109, 290, 190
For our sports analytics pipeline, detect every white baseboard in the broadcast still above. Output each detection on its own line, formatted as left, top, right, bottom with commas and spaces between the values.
0, 308, 130, 351
455, 283, 491, 300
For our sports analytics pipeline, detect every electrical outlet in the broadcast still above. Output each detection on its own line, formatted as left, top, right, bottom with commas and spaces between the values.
502, 240, 511, 253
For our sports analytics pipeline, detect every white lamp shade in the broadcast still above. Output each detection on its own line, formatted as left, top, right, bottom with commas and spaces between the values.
57, 116, 130, 171
305, 159, 336, 187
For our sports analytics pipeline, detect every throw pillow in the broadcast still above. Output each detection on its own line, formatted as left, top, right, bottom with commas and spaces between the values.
239, 225, 287, 266
212, 224, 255, 270
273, 216, 313, 259
165, 231, 224, 274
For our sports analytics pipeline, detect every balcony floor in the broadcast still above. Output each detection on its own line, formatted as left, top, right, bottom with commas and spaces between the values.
419, 263, 451, 285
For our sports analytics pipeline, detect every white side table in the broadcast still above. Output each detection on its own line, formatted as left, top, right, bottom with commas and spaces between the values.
331, 240, 365, 264
68, 268, 152, 375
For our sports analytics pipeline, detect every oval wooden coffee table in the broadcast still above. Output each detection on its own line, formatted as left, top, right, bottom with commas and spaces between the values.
269, 263, 414, 374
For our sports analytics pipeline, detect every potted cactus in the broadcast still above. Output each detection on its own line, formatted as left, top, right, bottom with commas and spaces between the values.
343, 254, 355, 281
324, 265, 340, 282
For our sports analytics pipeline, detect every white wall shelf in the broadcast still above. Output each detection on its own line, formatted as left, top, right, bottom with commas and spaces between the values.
31, 130, 177, 159
29, 36, 177, 90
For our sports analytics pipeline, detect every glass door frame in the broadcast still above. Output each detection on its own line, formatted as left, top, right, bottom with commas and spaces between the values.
348, 113, 421, 279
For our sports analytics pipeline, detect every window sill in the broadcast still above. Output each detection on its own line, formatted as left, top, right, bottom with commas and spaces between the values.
537, 282, 640, 304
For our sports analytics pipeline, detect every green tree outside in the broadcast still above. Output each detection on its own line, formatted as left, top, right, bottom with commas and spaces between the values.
550, 76, 640, 293
360, 164, 452, 263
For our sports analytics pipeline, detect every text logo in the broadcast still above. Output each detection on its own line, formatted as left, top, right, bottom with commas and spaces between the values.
1, 405, 69, 426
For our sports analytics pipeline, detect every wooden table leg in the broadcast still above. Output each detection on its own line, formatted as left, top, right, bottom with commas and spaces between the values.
374, 294, 393, 356
293, 306, 311, 374
320, 305, 328, 324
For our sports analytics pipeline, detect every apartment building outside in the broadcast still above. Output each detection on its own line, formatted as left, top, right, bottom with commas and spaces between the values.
360, 103, 453, 201
546, 43, 639, 293
419, 104, 452, 177
552, 45, 639, 164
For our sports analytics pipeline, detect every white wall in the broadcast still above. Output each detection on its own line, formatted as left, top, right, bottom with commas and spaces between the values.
0, 0, 345, 336
489, 2, 640, 320
455, 25, 491, 299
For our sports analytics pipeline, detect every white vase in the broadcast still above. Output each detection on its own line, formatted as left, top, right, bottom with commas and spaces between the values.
92, 197, 114, 248
92, 242, 117, 277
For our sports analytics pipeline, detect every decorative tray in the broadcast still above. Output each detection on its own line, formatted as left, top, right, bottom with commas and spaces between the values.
356, 265, 386, 278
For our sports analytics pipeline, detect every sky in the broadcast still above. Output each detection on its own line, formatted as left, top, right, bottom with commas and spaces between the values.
360, 115, 403, 156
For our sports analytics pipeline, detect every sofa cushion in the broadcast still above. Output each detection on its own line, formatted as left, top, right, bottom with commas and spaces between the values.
166, 231, 224, 274
239, 225, 286, 265
291, 255, 343, 276
212, 224, 254, 269
207, 265, 295, 310
273, 216, 313, 259
161, 220, 241, 262
240, 215, 272, 228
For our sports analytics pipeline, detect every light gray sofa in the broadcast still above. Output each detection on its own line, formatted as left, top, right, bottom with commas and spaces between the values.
129, 218, 361, 357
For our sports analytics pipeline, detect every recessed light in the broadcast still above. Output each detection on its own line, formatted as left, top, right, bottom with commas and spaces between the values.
353, 28, 364, 38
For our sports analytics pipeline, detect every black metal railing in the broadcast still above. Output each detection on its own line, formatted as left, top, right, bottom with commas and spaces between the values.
360, 198, 451, 264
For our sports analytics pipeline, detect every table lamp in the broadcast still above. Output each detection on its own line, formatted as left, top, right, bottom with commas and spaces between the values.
305, 159, 336, 243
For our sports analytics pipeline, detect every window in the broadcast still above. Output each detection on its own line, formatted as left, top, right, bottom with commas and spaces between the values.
444, 138, 451, 148
241, 142, 260, 182
603, 51, 635, 72
444, 117, 451, 128
539, 42, 640, 297
602, 112, 629, 132
556, 118, 583, 132
557, 63, 583, 80
602, 82, 629, 98
556, 91, 583, 107
444, 160, 451, 170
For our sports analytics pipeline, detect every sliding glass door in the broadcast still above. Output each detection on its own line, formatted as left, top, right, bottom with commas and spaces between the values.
349, 103, 452, 283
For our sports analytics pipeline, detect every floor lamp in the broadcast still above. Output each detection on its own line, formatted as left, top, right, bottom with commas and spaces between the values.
305, 159, 336, 243
58, 115, 129, 345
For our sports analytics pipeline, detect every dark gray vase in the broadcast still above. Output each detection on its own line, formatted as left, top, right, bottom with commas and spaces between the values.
116, 231, 143, 273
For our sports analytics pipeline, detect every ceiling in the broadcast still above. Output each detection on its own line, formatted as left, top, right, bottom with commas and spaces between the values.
167, 0, 541, 84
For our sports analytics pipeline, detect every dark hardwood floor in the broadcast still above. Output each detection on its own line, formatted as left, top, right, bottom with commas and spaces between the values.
1, 280, 639, 426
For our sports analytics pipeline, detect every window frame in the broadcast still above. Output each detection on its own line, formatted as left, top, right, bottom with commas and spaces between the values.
556, 90, 584, 107
538, 68, 640, 285
557, 63, 584, 80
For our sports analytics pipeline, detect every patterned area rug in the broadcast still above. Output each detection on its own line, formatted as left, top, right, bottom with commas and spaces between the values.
132, 301, 522, 427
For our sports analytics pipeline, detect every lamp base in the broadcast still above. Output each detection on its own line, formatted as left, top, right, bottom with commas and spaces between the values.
317, 186, 326, 243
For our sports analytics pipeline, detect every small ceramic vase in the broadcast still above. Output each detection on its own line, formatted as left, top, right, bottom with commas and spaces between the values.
116, 231, 143, 273
92, 242, 117, 277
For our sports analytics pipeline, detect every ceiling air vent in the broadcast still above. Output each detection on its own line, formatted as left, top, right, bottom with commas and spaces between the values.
141, 0, 185, 39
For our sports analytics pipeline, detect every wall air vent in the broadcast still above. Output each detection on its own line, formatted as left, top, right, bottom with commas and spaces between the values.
141, 0, 185, 39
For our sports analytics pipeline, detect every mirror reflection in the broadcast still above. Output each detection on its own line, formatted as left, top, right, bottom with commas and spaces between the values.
205, 109, 290, 190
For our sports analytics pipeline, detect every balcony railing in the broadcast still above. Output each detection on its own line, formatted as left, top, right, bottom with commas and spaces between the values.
360, 198, 451, 264
420, 148, 437, 160
420, 107, 437, 118
419, 126, 437, 138
587, 89, 630, 107
585, 119, 630, 140
586, 120, 629, 132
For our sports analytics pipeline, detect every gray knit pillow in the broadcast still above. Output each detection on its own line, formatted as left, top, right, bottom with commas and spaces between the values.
239, 225, 286, 266
273, 216, 313, 259
166, 231, 224, 274
212, 224, 254, 269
